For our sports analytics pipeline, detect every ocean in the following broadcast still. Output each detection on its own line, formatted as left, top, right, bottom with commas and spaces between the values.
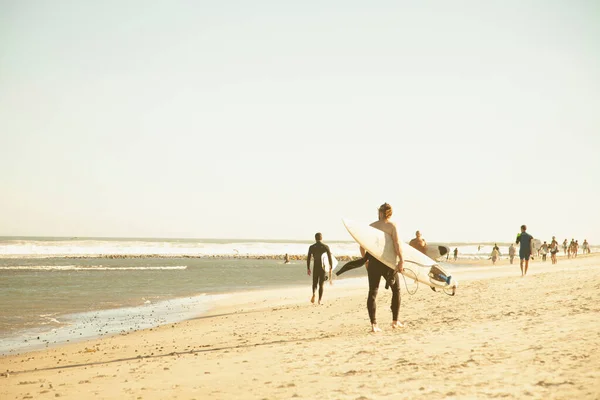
1, 236, 594, 355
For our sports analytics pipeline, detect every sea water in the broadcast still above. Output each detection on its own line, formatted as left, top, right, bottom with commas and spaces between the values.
0, 237, 366, 355
1, 236, 596, 355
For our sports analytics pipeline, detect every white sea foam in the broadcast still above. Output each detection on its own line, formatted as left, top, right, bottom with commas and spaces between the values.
0, 265, 188, 271
0, 239, 361, 258
0, 238, 596, 260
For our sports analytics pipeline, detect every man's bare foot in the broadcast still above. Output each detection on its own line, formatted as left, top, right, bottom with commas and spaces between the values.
391, 321, 404, 329
371, 324, 381, 333
310, 294, 315, 304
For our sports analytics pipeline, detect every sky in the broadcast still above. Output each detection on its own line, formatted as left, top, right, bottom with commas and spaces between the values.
1, 0, 599, 243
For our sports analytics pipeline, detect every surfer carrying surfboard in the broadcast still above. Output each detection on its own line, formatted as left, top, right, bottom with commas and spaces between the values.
307, 232, 333, 305
362, 203, 404, 332
409, 231, 427, 255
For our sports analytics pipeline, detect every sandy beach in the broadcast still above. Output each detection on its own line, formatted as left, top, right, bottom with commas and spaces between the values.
2, 254, 600, 400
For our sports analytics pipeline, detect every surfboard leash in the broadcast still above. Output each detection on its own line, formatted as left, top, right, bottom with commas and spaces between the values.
401, 262, 457, 296
400, 267, 419, 295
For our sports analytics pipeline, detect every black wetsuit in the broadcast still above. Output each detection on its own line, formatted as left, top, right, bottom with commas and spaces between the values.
337, 253, 400, 324
307, 241, 332, 301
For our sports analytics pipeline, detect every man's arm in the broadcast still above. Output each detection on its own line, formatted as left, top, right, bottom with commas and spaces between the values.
390, 224, 404, 272
306, 247, 312, 276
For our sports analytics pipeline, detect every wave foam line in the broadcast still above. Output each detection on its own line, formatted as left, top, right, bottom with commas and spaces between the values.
0, 265, 188, 271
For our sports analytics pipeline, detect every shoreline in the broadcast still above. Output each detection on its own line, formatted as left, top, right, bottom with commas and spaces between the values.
1, 252, 593, 356
2, 255, 600, 399
2, 250, 593, 261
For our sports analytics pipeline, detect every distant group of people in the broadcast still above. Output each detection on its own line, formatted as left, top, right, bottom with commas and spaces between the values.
562, 238, 591, 258
533, 237, 591, 264
485, 234, 592, 268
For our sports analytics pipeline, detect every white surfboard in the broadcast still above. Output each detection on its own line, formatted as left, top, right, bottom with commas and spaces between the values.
342, 219, 457, 293
311, 253, 338, 272
425, 244, 451, 261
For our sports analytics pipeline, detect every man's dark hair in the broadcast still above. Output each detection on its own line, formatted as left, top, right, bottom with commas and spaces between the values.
315, 232, 322, 241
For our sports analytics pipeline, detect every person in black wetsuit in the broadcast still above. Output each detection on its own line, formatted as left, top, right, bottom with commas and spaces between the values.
307, 232, 333, 305
360, 203, 404, 332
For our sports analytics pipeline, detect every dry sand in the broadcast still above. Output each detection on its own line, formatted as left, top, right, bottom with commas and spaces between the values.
2, 254, 600, 399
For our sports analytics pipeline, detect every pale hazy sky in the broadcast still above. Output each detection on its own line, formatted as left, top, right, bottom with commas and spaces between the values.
1, 0, 599, 243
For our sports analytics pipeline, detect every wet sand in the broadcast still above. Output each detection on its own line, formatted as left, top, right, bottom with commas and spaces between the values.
2, 254, 600, 399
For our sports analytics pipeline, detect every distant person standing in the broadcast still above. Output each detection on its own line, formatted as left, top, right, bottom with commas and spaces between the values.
491, 248, 500, 265
453, 248, 458, 261
516, 225, 533, 277
508, 243, 516, 264
562, 239, 568, 256
582, 239, 590, 254
307, 232, 333, 305
409, 230, 427, 255
550, 236, 559, 265
284, 253, 290, 264
574, 240, 579, 257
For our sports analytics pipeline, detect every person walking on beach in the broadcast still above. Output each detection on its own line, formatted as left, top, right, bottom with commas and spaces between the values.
568, 239, 575, 258
516, 225, 533, 277
508, 243, 516, 264
540, 241, 549, 262
409, 231, 427, 255
491, 247, 500, 265
307, 232, 333, 305
453, 248, 458, 261
362, 203, 404, 332
550, 236, 559, 265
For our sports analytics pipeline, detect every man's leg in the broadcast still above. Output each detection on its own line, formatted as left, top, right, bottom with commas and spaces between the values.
390, 272, 403, 329
318, 271, 325, 304
311, 270, 318, 303
520, 258, 524, 276
367, 262, 383, 332
524, 257, 530, 275
336, 255, 367, 276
